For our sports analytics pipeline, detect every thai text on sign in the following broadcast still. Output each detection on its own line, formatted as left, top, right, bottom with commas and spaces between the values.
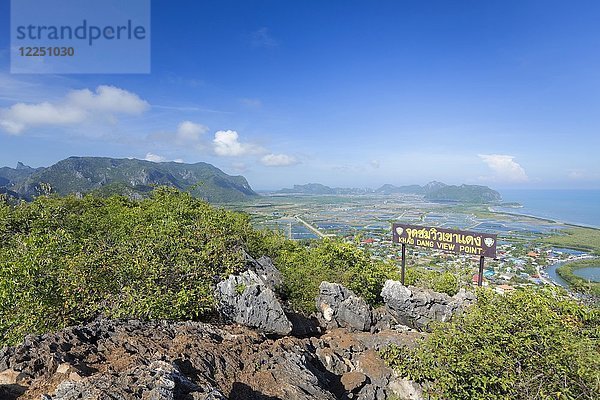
392, 223, 497, 258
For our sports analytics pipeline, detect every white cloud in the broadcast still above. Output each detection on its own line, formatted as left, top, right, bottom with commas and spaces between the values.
0, 85, 149, 135
65, 86, 148, 114
0, 102, 86, 134
260, 153, 298, 167
144, 153, 184, 163
568, 169, 585, 180
213, 130, 264, 156
370, 160, 380, 169
478, 154, 528, 182
566, 169, 599, 181
144, 153, 167, 162
176, 121, 208, 143
147, 120, 208, 149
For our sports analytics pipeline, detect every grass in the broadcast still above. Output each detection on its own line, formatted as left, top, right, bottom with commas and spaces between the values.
539, 227, 600, 255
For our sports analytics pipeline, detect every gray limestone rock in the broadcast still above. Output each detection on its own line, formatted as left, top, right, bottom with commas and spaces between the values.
381, 280, 474, 330
253, 255, 284, 291
215, 270, 292, 335
49, 361, 205, 400
316, 282, 372, 331
388, 376, 425, 400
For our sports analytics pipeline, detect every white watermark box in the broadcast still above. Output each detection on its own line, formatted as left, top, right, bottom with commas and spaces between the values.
11, 0, 151, 74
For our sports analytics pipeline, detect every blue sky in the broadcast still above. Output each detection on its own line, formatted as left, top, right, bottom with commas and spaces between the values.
1, 0, 599, 190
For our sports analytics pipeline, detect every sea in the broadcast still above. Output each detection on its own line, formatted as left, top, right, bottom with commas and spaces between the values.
498, 189, 600, 229
497, 189, 600, 284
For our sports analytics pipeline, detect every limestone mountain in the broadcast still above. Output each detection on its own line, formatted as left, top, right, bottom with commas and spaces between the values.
375, 181, 501, 203
424, 183, 502, 203
0, 157, 258, 202
278, 181, 502, 203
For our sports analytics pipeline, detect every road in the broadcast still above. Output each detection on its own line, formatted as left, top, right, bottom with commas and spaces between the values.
294, 215, 336, 238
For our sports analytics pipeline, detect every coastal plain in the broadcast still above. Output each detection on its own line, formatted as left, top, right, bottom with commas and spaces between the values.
227, 193, 600, 294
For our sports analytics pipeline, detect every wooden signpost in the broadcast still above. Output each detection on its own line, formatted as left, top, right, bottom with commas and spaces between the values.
392, 223, 498, 286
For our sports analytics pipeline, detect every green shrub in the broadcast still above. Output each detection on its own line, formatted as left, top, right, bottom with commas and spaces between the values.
403, 268, 460, 296
275, 238, 400, 312
0, 188, 259, 345
381, 287, 600, 399
0, 189, 401, 345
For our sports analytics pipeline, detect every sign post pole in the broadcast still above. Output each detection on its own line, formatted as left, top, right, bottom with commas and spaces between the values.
392, 223, 497, 288
401, 243, 406, 285
478, 256, 485, 287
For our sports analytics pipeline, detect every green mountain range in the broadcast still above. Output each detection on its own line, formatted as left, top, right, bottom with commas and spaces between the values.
0, 157, 259, 203
277, 183, 372, 195
278, 181, 502, 203
375, 181, 502, 203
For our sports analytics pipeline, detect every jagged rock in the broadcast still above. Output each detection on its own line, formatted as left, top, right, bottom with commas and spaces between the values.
2, 281, 469, 400
0, 317, 432, 400
48, 361, 202, 400
287, 312, 322, 337
381, 280, 474, 330
0, 368, 28, 385
355, 350, 393, 388
388, 376, 425, 400
341, 371, 368, 393
189, 389, 228, 400
451, 288, 477, 309
371, 306, 411, 332
315, 346, 351, 375
215, 270, 292, 335
316, 282, 372, 331
253, 255, 284, 291
355, 383, 387, 400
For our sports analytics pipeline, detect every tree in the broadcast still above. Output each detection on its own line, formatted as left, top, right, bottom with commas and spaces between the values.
381, 287, 600, 399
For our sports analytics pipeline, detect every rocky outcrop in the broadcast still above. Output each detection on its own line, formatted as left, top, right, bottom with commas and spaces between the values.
0, 276, 469, 400
315, 281, 475, 333
316, 282, 372, 331
381, 280, 475, 330
45, 360, 226, 400
0, 319, 425, 400
312, 328, 426, 399
215, 270, 292, 335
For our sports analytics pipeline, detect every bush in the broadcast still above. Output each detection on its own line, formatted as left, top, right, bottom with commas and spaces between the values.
0, 188, 259, 345
381, 287, 600, 399
404, 268, 460, 296
275, 238, 400, 312
0, 189, 400, 345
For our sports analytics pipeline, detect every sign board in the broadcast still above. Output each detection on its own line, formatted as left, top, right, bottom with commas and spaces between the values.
392, 223, 497, 258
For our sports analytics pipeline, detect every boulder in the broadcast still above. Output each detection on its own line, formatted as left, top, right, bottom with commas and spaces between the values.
253, 255, 284, 291
381, 280, 474, 330
341, 371, 368, 393
371, 306, 409, 332
316, 282, 372, 331
388, 376, 425, 400
215, 270, 292, 335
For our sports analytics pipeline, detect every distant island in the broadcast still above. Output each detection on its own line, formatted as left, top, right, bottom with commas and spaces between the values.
0, 157, 258, 203
277, 181, 502, 204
